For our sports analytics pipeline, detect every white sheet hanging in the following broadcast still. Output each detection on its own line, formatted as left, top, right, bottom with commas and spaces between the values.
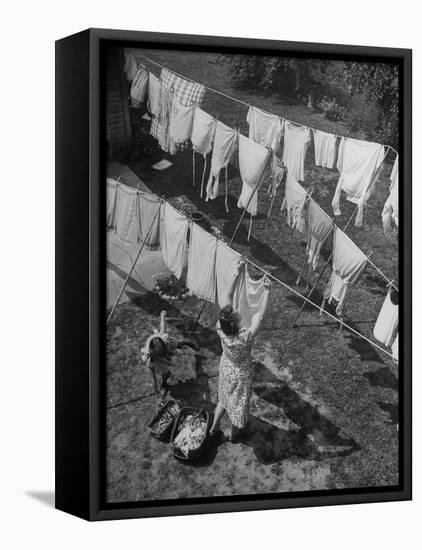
232, 264, 270, 330
215, 240, 242, 307
160, 202, 189, 278
247, 106, 283, 152
313, 129, 337, 169
332, 137, 385, 226
282, 121, 311, 182
186, 223, 217, 302
237, 134, 269, 216
382, 155, 399, 233
281, 173, 308, 233
205, 121, 237, 201
323, 227, 367, 315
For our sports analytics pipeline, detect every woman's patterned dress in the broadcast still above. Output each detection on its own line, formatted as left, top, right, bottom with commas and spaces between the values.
216, 324, 253, 428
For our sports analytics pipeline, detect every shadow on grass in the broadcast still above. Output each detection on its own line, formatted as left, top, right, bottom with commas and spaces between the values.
286, 290, 384, 364
377, 401, 399, 425
364, 367, 398, 391
166, 355, 360, 467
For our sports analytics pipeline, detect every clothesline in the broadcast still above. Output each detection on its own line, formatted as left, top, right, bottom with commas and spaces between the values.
132, 53, 398, 292
109, 178, 394, 360
135, 53, 398, 157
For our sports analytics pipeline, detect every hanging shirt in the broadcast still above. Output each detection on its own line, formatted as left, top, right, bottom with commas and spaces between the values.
150, 68, 205, 149
332, 137, 385, 226
206, 122, 238, 201
130, 67, 149, 108
323, 227, 367, 315
191, 107, 216, 157
373, 288, 398, 347
114, 184, 140, 244
168, 100, 194, 155
150, 82, 173, 152
138, 193, 161, 250
160, 202, 189, 278
313, 129, 337, 169
106, 177, 118, 230
215, 240, 242, 307
123, 51, 137, 81
281, 173, 308, 233
382, 155, 399, 233
246, 106, 283, 152
282, 121, 311, 182
186, 223, 217, 302
237, 134, 269, 216
391, 335, 398, 362
232, 264, 270, 330
147, 72, 161, 118
306, 198, 334, 271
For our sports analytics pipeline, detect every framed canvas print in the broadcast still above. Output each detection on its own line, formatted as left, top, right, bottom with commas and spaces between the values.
55, 28, 412, 521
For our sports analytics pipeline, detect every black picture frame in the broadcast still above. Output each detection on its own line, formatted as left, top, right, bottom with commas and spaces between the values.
55, 28, 412, 521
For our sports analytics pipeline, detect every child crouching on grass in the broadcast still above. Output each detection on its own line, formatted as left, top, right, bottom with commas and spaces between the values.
141, 310, 199, 407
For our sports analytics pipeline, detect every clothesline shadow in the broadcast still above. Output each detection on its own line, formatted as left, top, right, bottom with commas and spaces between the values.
242, 361, 361, 465
286, 290, 384, 364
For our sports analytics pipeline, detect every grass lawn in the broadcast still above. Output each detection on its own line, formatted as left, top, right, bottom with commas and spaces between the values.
106, 49, 399, 503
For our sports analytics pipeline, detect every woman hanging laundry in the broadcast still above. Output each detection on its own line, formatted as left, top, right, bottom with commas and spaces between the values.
209, 260, 270, 442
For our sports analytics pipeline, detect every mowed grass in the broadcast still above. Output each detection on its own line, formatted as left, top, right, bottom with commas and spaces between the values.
106, 49, 399, 503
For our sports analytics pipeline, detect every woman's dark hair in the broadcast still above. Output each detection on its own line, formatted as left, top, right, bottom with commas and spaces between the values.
149, 337, 170, 361
219, 305, 239, 337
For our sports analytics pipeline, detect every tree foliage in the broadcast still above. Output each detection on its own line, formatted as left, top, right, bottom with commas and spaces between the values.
223, 55, 398, 147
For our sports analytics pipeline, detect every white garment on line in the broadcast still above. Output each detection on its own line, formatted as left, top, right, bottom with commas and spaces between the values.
191, 107, 216, 157
382, 155, 399, 233
323, 227, 367, 316
237, 134, 269, 216
147, 72, 161, 118
313, 129, 337, 169
123, 51, 138, 81
306, 198, 333, 270
186, 223, 217, 302
391, 335, 398, 362
332, 137, 385, 227
206, 121, 238, 201
373, 288, 398, 347
246, 106, 283, 152
232, 264, 269, 330
160, 202, 189, 278
130, 68, 149, 108
114, 184, 140, 244
106, 178, 118, 230
281, 173, 308, 233
215, 240, 242, 307
138, 192, 162, 250
282, 121, 311, 182
168, 100, 194, 154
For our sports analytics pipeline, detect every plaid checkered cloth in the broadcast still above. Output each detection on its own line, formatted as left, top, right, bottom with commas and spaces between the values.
150, 68, 206, 151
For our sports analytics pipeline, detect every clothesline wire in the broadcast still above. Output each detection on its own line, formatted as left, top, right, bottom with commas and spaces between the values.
135, 52, 398, 290
134, 53, 398, 156
109, 179, 394, 360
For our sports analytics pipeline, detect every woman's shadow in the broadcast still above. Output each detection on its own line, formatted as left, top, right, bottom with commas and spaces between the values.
167, 354, 360, 467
